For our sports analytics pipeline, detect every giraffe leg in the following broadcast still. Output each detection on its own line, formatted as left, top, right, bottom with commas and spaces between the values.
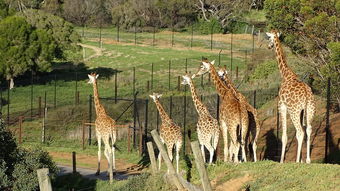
252, 116, 260, 162
167, 144, 174, 174
201, 145, 206, 163
176, 142, 182, 174
240, 110, 249, 162
221, 121, 229, 162
280, 104, 287, 163
306, 100, 315, 164
96, 135, 102, 175
158, 152, 162, 170
112, 145, 116, 171
205, 141, 215, 164
290, 110, 304, 163
229, 124, 239, 163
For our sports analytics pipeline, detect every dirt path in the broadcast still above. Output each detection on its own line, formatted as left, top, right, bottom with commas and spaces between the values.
78, 43, 104, 61
50, 151, 143, 180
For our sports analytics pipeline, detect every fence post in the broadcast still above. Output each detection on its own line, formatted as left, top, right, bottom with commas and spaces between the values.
18, 116, 23, 144
177, 76, 181, 91
37, 168, 52, 191
153, 26, 155, 46
54, 74, 57, 109
156, 110, 159, 132
44, 91, 47, 109
146, 142, 157, 174
325, 77, 331, 163
72, 151, 76, 173
150, 130, 184, 190
218, 49, 222, 66
147, 81, 150, 92
169, 96, 173, 119
144, 99, 148, 151
151, 63, 154, 90
88, 94, 92, 145
190, 25, 194, 48
171, 26, 174, 47
191, 141, 212, 191
253, 90, 256, 108
133, 67, 136, 96
128, 126, 131, 152
31, 72, 33, 120
75, 72, 78, 105
82, 120, 85, 150
230, 33, 233, 78
133, 93, 137, 149
183, 94, 187, 155
42, 107, 47, 143
236, 66, 239, 81
117, 21, 120, 42
139, 125, 143, 156
7, 80, 10, 125
134, 24, 137, 45
252, 25, 255, 54
210, 23, 214, 50
168, 60, 171, 90
114, 70, 118, 104
38, 96, 42, 117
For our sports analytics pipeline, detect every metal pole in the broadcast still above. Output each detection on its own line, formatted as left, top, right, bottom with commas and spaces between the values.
171, 26, 174, 47
230, 33, 233, 78
7, 80, 10, 125
117, 21, 120, 42
210, 23, 214, 50
325, 78, 331, 163
88, 95, 92, 145
133, 93, 137, 149
133, 67, 136, 95
44, 91, 47, 109
191, 25, 194, 48
218, 49, 222, 66
144, 99, 148, 151
19, 116, 23, 144
153, 26, 155, 46
169, 96, 173, 118
252, 25, 255, 54
185, 58, 188, 73
168, 60, 171, 90
134, 24, 137, 45
151, 63, 154, 90
54, 74, 56, 109
253, 90, 256, 108
31, 71, 33, 119
115, 70, 118, 103
75, 72, 78, 105
72, 152, 76, 173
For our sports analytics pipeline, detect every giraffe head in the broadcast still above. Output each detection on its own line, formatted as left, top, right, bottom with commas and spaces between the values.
149, 92, 162, 102
181, 73, 193, 85
217, 66, 228, 80
266, 30, 280, 49
88, 73, 99, 84
194, 59, 215, 77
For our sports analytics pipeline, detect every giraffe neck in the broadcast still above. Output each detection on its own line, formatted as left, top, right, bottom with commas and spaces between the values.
154, 99, 171, 124
209, 64, 234, 97
274, 36, 297, 81
221, 74, 238, 95
188, 80, 209, 116
92, 81, 106, 115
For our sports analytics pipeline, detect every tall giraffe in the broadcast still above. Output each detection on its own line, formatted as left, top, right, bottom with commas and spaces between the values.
266, 31, 315, 163
194, 60, 249, 162
88, 73, 116, 175
217, 67, 260, 162
182, 74, 220, 163
149, 93, 182, 173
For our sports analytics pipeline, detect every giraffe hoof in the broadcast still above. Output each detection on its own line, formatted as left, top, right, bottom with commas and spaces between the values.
306, 159, 311, 164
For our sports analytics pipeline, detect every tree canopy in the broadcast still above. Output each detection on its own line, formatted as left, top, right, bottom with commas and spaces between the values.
264, 0, 340, 107
0, 16, 56, 87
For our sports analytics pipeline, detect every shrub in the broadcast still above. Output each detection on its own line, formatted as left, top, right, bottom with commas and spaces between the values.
194, 18, 223, 35
250, 60, 278, 80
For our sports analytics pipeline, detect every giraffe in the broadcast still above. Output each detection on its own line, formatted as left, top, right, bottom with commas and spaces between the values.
266, 31, 315, 163
88, 73, 116, 175
193, 60, 249, 163
181, 74, 220, 164
149, 93, 182, 173
217, 67, 260, 162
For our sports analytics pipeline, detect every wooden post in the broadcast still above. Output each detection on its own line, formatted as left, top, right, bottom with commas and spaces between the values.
42, 107, 47, 143
177, 76, 181, 91
139, 126, 143, 155
82, 121, 85, 150
128, 126, 131, 152
191, 141, 212, 191
150, 130, 184, 190
37, 168, 52, 191
72, 152, 76, 173
236, 66, 239, 81
146, 142, 157, 174
18, 116, 23, 144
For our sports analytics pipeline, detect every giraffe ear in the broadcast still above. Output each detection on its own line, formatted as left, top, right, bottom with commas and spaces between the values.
95, 74, 99, 79
158, 94, 163, 98
211, 60, 215, 65
277, 32, 281, 37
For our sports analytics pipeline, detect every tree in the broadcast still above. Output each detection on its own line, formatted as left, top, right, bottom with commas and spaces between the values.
264, 0, 340, 108
19, 9, 80, 60
194, 0, 250, 32
0, 16, 56, 88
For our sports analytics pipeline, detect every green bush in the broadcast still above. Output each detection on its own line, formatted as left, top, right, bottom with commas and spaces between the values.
194, 18, 223, 35
0, 115, 58, 191
250, 60, 278, 80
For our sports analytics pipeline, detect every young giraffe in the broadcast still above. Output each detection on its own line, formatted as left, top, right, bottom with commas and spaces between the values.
149, 93, 182, 173
194, 60, 249, 162
88, 73, 116, 175
266, 31, 315, 163
181, 74, 220, 164
217, 67, 260, 162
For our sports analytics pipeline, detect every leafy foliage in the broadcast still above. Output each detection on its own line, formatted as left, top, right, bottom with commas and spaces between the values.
250, 60, 277, 80
264, 0, 340, 107
194, 18, 223, 35
0, 16, 55, 81
0, 115, 58, 191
